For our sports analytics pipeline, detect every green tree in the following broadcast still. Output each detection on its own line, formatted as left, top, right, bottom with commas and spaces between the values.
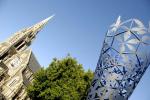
27, 56, 94, 100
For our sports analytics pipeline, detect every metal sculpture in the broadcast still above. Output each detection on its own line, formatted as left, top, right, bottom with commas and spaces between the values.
87, 16, 150, 100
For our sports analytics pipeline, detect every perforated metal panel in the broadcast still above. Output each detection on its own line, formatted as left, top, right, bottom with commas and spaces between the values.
87, 17, 150, 100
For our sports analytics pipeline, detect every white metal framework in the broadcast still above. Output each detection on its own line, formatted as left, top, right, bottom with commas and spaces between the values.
87, 17, 150, 100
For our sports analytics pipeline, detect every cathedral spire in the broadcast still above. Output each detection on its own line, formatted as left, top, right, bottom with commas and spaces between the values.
39, 15, 55, 26
30, 14, 55, 33
0, 16, 54, 58
0, 15, 51, 100
8, 15, 54, 51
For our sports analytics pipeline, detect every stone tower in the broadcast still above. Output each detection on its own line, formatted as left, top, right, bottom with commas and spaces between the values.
0, 16, 53, 100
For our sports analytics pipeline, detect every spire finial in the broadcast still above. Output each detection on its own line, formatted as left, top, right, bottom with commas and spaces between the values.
42, 14, 55, 24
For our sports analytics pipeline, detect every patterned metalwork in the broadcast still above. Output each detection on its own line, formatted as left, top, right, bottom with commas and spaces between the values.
87, 17, 150, 100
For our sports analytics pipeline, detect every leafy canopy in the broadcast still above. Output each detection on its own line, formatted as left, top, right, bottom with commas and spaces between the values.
27, 56, 93, 100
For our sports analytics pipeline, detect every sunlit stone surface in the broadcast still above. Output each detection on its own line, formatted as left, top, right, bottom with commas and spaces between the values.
0, 16, 53, 100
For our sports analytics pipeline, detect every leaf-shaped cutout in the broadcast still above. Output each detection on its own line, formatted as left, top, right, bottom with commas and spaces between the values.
110, 73, 118, 80
120, 44, 125, 53
116, 34, 124, 42
126, 44, 136, 51
110, 23, 115, 27
110, 27, 117, 32
134, 19, 145, 28
124, 31, 131, 41
131, 27, 146, 34
111, 16, 121, 28
127, 39, 139, 44
107, 30, 112, 36
142, 36, 150, 42
121, 25, 129, 30
120, 18, 132, 27
121, 54, 128, 62
138, 30, 146, 34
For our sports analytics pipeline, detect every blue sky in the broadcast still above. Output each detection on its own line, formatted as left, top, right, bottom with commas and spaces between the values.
0, 0, 149, 99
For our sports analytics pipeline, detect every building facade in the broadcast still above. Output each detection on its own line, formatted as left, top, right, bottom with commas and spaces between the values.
0, 16, 53, 100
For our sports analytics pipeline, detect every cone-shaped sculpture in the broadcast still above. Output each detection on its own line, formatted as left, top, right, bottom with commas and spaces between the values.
87, 17, 150, 100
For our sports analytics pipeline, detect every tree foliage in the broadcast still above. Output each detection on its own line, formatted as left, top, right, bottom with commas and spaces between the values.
27, 56, 94, 100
